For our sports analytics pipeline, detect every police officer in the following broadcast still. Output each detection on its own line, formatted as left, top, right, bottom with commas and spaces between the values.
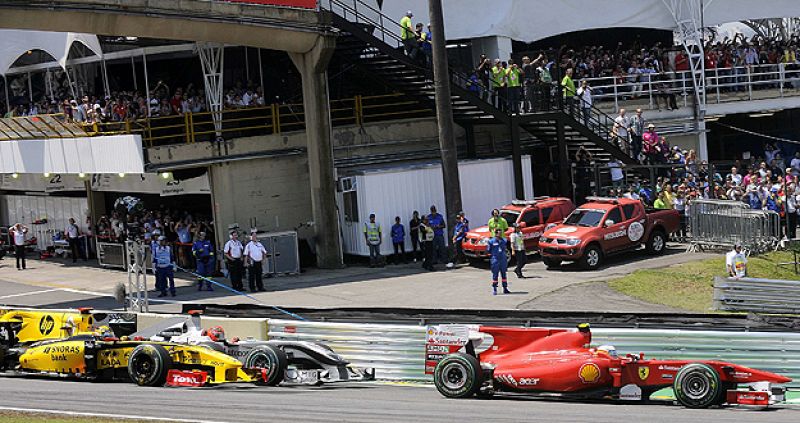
153, 236, 176, 297
244, 231, 267, 292
363, 213, 382, 267
510, 223, 527, 278
192, 232, 215, 291
486, 229, 511, 295
223, 230, 244, 291
448, 211, 469, 267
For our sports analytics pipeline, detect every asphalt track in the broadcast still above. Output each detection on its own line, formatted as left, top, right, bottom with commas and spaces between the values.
0, 377, 797, 423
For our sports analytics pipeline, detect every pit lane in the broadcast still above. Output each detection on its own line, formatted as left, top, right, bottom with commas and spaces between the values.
0, 376, 796, 423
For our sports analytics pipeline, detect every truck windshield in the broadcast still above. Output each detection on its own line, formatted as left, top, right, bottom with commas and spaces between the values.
500, 211, 519, 227
564, 209, 605, 227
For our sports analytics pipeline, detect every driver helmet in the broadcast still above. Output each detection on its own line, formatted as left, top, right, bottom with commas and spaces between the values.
596, 345, 617, 358
95, 325, 114, 339
206, 326, 226, 342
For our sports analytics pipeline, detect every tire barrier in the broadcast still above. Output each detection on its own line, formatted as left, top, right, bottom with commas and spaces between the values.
713, 276, 800, 314
688, 199, 781, 254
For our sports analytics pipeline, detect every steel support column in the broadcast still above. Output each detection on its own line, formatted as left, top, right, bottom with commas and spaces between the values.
556, 117, 571, 197
197, 42, 225, 140
125, 240, 149, 313
510, 117, 524, 199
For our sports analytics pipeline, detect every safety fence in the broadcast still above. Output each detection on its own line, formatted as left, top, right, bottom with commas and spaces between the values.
713, 276, 800, 314
0, 93, 430, 146
689, 199, 781, 253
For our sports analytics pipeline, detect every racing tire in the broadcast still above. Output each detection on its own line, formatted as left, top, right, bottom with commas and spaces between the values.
673, 363, 723, 408
127, 344, 173, 387
433, 353, 482, 399
645, 230, 667, 255
244, 345, 288, 386
579, 245, 603, 270
542, 257, 561, 268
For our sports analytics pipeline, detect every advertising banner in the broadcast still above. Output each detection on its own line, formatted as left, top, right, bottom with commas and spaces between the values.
0, 173, 86, 192
223, 0, 317, 9
90, 173, 210, 197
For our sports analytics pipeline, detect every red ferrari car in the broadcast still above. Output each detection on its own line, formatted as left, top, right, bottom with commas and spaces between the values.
428, 324, 790, 408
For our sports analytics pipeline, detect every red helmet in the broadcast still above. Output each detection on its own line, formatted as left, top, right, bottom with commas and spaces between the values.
206, 326, 226, 342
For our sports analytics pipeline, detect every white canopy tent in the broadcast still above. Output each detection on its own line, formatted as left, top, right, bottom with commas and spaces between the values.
0, 30, 103, 77
378, 0, 800, 43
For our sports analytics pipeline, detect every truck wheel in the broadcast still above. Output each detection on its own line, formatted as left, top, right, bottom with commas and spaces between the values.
244, 345, 288, 386
433, 353, 482, 399
127, 344, 172, 387
646, 230, 667, 255
580, 245, 602, 270
542, 257, 561, 268
673, 363, 722, 408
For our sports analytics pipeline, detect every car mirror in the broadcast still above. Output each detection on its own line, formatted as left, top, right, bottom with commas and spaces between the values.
604, 220, 615, 227
518, 222, 527, 228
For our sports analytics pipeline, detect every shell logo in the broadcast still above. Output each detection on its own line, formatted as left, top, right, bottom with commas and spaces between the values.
579, 363, 601, 384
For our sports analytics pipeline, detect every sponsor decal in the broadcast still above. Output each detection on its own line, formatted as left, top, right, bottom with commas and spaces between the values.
166, 370, 208, 387
284, 326, 296, 334
557, 227, 577, 233
603, 229, 627, 240
524, 231, 542, 240
638, 366, 650, 381
657, 365, 682, 371
424, 325, 469, 375
0, 326, 9, 341
619, 383, 642, 401
39, 315, 55, 336
579, 363, 601, 384
627, 221, 645, 242
732, 371, 752, 379
661, 374, 674, 379
519, 377, 540, 386
426, 345, 449, 353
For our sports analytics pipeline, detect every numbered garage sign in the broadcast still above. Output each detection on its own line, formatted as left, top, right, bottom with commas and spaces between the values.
425, 325, 469, 374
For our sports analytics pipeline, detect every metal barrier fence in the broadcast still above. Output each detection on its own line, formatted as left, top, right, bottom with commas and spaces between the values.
265, 318, 800, 387
713, 276, 800, 314
689, 199, 781, 253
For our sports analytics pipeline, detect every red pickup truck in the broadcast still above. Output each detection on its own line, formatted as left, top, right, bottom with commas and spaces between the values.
462, 197, 575, 261
538, 197, 680, 270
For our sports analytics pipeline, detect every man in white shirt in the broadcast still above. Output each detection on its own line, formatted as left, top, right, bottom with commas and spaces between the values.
64, 217, 86, 263
725, 243, 747, 279
613, 108, 631, 153
9, 223, 28, 270
223, 230, 244, 291
728, 167, 742, 186
608, 159, 625, 188
244, 231, 267, 292
576, 80, 593, 128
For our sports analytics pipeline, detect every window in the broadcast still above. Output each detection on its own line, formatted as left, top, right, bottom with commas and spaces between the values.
522, 210, 540, 226
541, 207, 554, 223
343, 191, 359, 222
605, 207, 622, 226
622, 204, 637, 220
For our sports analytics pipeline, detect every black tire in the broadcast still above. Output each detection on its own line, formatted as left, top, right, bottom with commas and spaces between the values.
542, 257, 561, 268
646, 230, 667, 255
433, 353, 482, 399
243, 345, 288, 386
579, 244, 602, 270
673, 363, 723, 408
127, 344, 172, 387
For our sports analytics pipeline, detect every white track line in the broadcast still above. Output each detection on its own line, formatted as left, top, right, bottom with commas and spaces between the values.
0, 406, 229, 423
0, 289, 60, 300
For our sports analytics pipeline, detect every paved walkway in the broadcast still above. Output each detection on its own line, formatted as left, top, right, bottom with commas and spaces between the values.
0, 245, 714, 313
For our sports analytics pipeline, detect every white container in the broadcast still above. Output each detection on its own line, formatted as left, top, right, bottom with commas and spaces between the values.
337, 156, 533, 256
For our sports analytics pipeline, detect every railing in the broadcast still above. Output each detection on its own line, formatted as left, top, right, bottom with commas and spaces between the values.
713, 276, 800, 314
0, 93, 430, 146
689, 199, 781, 253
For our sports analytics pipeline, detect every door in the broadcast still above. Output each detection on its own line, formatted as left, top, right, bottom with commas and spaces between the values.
519, 208, 542, 250
600, 206, 629, 252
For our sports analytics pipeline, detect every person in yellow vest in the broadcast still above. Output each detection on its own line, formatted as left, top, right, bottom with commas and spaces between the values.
487, 209, 509, 239
364, 213, 383, 267
498, 61, 509, 112
490, 59, 503, 109
400, 10, 418, 60
506, 59, 522, 114
561, 67, 577, 116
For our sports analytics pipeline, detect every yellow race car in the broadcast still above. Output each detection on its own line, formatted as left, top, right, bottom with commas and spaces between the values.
0, 308, 267, 387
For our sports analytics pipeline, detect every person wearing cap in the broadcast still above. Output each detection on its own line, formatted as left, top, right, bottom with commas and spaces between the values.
510, 223, 527, 278
726, 243, 747, 279
400, 10, 418, 59
364, 213, 382, 267
390, 216, 407, 265
448, 212, 469, 267
486, 228, 511, 295
224, 230, 245, 291
244, 231, 267, 292
192, 231, 215, 291
427, 205, 447, 267
153, 236, 176, 297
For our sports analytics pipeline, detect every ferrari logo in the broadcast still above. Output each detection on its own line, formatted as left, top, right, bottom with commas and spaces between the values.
638, 366, 650, 381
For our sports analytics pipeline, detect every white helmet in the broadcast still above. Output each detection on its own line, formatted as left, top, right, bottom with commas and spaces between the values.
597, 345, 617, 358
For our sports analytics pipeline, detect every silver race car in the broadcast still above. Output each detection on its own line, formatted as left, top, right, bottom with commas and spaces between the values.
137, 313, 375, 386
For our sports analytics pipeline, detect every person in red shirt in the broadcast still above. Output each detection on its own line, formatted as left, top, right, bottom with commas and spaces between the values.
675, 51, 689, 71
170, 89, 183, 115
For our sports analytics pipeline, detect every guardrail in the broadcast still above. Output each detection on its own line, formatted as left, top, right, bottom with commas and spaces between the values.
713, 276, 800, 314
689, 199, 781, 253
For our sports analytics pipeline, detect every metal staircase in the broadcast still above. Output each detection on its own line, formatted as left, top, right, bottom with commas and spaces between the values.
322, 0, 639, 174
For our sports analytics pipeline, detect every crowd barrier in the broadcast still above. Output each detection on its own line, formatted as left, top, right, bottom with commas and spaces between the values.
688, 199, 781, 253
713, 276, 800, 314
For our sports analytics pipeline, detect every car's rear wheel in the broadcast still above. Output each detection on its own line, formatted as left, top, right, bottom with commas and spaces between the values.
673, 363, 722, 408
127, 344, 172, 387
433, 353, 482, 399
646, 230, 667, 255
580, 245, 602, 270
244, 345, 288, 386
542, 257, 561, 268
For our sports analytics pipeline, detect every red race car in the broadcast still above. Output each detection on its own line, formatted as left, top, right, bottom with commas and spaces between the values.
427, 324, 790, 408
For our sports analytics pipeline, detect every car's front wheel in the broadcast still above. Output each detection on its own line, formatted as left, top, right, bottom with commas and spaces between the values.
127, 344, 172, 387
433, 353, 482, 399
244, 345, 288, 386
673, 363, 723, 408
580, 245, 603, 270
